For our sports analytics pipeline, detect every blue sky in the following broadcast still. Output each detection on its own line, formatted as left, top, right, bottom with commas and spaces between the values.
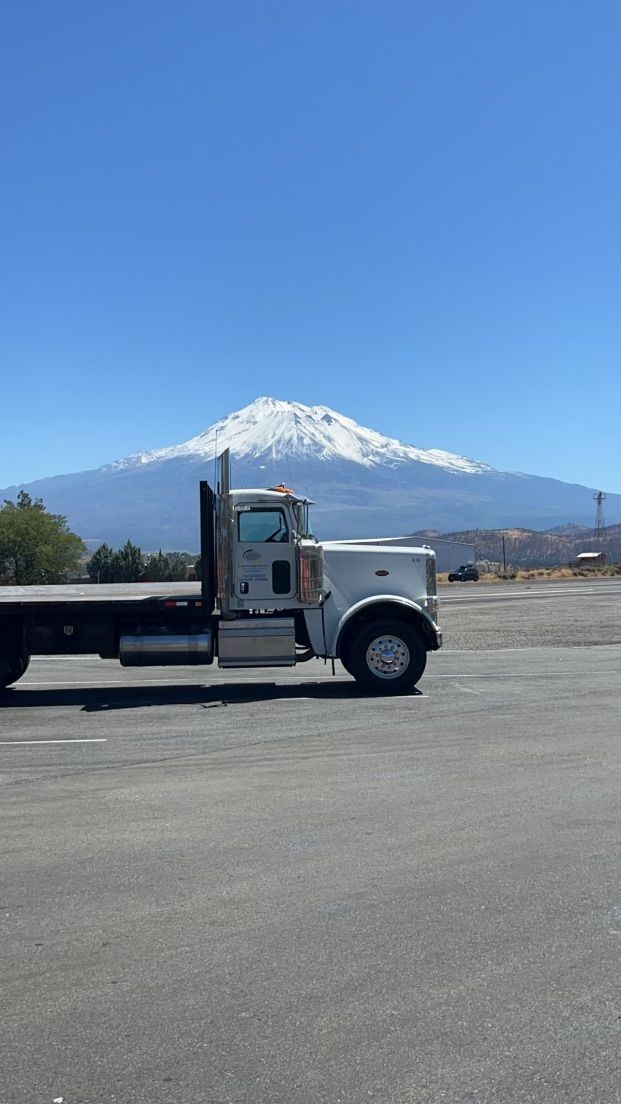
1, 0, 619, 491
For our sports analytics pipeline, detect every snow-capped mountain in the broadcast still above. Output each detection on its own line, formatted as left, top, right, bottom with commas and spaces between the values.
110, 397, 492, 476
2, 397, 620, 549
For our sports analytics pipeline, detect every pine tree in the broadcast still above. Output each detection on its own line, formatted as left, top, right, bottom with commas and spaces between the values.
142, 550, 170, 581
87, 543, 115, 583
166, 553, 189, 581
111, 540, 143, 582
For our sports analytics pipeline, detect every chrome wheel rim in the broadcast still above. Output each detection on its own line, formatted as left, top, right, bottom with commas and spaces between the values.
366, 635, 410, 679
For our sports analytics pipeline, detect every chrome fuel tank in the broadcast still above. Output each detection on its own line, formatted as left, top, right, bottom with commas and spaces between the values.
120, 628, 214, 666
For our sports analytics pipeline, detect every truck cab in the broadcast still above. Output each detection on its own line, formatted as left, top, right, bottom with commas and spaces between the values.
212, 450, 442, 690
219, 487, 323, 613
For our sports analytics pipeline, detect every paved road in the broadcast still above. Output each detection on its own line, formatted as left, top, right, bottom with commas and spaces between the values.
2, 581, 621, 1103
440, 576, 621, 651
440, 576, 621, 604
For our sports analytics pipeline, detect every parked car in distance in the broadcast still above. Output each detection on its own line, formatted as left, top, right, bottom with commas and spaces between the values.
448, 563, 480, 582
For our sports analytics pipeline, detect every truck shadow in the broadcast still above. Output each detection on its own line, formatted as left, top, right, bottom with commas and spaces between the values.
1, 681, 423, 711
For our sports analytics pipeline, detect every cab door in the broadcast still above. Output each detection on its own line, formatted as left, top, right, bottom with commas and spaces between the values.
234, 505, 296, 603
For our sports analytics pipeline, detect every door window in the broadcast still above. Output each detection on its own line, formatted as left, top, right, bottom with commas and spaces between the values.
238, 508, 289, 544
272, 561, 292, 594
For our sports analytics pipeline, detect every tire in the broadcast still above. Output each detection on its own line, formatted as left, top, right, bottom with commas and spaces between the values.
340, 654, 355, 677
0, 648, 30, 690
448, 575, 456, 582
346, 619, 427, 694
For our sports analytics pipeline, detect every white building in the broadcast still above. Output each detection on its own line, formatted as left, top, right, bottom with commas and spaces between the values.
570, 550, 607, 566
334, 535, 476, 574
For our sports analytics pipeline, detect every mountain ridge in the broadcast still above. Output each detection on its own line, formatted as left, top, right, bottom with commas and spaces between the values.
413, 524, 621, 568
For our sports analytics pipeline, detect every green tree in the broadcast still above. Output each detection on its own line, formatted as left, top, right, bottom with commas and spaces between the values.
0, 491, 86, 585
87, 543, 116, 583
142, 550, 170, 582
110, 540, 143, 582
87, 539, 145, 583
142, 550, 190, 582
166, 552, 190, 581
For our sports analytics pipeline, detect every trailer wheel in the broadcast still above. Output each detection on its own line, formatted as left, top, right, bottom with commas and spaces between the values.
347, 619, 426, 694
0, 648, 30, 690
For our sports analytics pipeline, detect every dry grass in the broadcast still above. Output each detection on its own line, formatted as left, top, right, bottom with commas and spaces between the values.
516, 565, 621, 580
438, 565, 621, 584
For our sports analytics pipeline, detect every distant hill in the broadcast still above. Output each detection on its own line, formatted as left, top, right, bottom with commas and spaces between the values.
2, 398, 620, 548
413, 524, 621, 567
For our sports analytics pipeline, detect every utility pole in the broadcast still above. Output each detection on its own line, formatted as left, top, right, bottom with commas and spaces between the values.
593, 491, 607, 550
501, 534, 506, 573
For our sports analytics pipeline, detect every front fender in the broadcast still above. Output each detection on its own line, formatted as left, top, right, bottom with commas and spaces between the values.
334, 595, 441, 655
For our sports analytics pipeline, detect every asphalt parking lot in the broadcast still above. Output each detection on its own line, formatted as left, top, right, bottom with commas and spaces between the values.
2, 578, 621, 1103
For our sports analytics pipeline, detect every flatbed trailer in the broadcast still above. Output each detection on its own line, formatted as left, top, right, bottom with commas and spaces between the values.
0, 584, 220, 683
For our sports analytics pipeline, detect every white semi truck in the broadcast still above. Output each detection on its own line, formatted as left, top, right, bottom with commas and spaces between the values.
0, 450, 442, 693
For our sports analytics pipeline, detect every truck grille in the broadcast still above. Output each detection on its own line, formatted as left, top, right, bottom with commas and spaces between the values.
426, 553, 437, 596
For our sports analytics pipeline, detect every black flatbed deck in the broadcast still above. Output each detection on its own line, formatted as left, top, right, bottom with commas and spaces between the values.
0, 583, 202, 612
0, 584, 212, 667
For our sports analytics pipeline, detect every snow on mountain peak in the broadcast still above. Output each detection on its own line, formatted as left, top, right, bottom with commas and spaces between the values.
112, 397, 492, 475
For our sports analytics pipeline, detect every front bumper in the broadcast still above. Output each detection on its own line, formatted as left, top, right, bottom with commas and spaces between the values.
421, 597, 442, 649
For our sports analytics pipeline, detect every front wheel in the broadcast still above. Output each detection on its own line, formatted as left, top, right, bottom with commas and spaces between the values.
345, 619, 427, 694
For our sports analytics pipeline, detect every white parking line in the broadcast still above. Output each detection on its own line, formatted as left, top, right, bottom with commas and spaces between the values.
0, 739, 107, 745
427, 672, 526, 678
441, 585, 621, 603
